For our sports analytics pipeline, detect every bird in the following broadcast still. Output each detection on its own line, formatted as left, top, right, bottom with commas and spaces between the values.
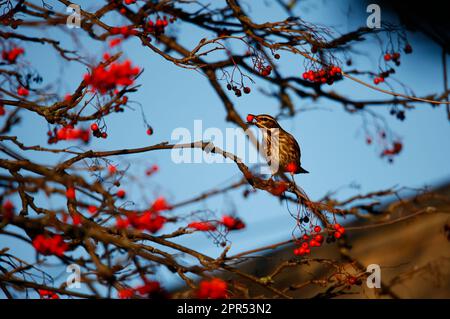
247, 114, 308, 178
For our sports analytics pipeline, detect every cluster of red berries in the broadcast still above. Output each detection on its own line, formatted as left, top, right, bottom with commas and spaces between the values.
110, 26, 138, 38
90, 123, 108, 139
259, 65, 272, 77
188, 221, 217, 231
384, 52, 401, 66
2, 47, 24, 63
294, 224, 346, 256
118, 211, 166, 233
197, 278, 228, 299
84, 59, 140, 94
302, 66, 342, 85
375, 45, 412, 85
47, 125, 90, 144
147, 16, 174, 35
38, 289, 59, 299
221, 215, 245, 231
1, 200, 15, 221
189, 215, 246, 232
118, 280, 166, 299
332, 223, 345, 239
226, 83, 250, 97
294, 225, 324, 256
151, 196, 172, 212
32, 234, 68, 257
17, 86, 29, 97
373, 68, 395, 85
116, 197, 171, 233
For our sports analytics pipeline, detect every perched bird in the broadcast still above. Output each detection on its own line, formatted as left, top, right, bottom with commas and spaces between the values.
247, 114, 308, 177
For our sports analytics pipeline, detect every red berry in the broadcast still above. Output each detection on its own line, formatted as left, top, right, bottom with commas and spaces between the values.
243, 87, 251, 94
108, 165, 117, 175
384, 53, 391, 61
334, 231, 342, 239
314, 234, 323, 242
88, 205, 98, 214
146, 127, 153, 136
66, 187, 76, 200
246, 114, 255, 123
117, 189, 126, 198
90, 123, 99, 131
17, 87, 29, 96
313, 225, 321, 233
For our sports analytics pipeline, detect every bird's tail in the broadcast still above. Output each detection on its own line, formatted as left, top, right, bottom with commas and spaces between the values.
297, 166, 309, 174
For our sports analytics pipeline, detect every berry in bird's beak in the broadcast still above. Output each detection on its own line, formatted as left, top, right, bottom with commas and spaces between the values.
246, 114, 255, 123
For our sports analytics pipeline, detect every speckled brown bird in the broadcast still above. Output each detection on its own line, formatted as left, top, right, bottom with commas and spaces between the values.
248, 114, 308, 177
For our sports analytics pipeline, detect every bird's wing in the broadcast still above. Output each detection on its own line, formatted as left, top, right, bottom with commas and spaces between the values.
289, 132, 301, 159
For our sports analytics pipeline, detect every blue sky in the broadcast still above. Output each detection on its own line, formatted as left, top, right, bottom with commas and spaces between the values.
1, 0, 450, 295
